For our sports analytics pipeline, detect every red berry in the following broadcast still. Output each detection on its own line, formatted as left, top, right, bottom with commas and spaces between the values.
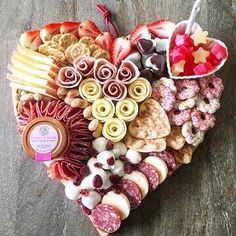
80, 166, 89, 177
94, 162, 103, 168
175, 34, 193, 47
210, 43, 228, 61
193, 62, 213, 75
73, 175, 82, 186
119, 155, 128, 162
92, 175, 103, 188
80, 189, 89, 196
106, 140, 114, 150
109, 174, 121, 184
107, 157, 115, 166
124, 162, 136, 174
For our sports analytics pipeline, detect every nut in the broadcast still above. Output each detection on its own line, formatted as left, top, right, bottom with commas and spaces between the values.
92, 127, 102, 138
83, 105, 92, 118
88, 119, 99, 131
15, 94, 21, 101
67, 89, 80, 98
64, 96, 74, 105
20, 93, 34, 102
70, 98, 89, 108
17, 101, 24, 114
57, 87, 69, 96
20, 90, 28, 95
33, 93, 43, 101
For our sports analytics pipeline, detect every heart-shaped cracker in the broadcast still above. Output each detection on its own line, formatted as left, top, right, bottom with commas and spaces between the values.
166, 20, 228, 79
128, 99, 171, 139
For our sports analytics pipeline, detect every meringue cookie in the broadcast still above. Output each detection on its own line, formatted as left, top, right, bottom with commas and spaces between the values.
112, 142, 127, 158
125, 149, 142, 164
111, 159, 125, 177
65, 181, 82, 200
96, 151, 115, 170
81, 190, 102, 210
92, 137, 108, 153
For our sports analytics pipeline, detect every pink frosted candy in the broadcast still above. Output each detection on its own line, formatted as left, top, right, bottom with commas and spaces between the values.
191, 108, 216, 131
175, 79, 200, 100
168, 108, 191, 126
198, 75, 224, 99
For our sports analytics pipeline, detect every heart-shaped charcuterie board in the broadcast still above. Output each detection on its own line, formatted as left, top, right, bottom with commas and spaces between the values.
7, 2, 228, 235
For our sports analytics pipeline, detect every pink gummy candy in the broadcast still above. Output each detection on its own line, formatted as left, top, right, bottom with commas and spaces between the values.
211, 43, 228, 60
175, 34, 193, 47
193, 62, 213, 75
170, 46, 193, 64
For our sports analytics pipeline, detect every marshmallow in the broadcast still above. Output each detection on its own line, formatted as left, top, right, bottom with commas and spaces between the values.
92, 137, 108, 153
112, 142, 127, 158
65, 181, 82, 200
102, 191, 131, 219
111, 159, 125, 177
96, 150, 115, 170
81, 190, 102, 210
87, 157, 99, 172
125, 149, 142, 164
143, 156, 168, 183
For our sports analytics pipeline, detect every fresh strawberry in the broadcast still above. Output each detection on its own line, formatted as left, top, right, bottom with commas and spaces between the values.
78, 20, 101, 38
95, 32, 114, 52
111, 37, 132, 66
60, 21, 80, 38
148, 19, 175, 39
40, 22, 61, 42
20, 30, 43, 51
129, 24, 151, 47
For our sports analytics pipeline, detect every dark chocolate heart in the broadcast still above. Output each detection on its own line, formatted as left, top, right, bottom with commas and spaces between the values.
137, 39, 155, 55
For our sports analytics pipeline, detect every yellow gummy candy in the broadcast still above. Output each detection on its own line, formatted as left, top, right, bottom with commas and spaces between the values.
171, 60, 185, 76
92, 98, 115, 122
128, 77, 151, 103
79, 78, 102, 102
190, 28, 209, 46
102, 118, 127, 142
115, 98, 138, 122
192, 47, 210, 64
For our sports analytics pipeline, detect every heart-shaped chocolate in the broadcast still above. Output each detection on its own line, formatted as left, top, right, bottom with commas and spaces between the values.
7, 7, 228, 235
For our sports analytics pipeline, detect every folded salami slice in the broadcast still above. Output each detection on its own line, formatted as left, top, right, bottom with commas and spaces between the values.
91, 204, 121, 234
56, 66, 82, 88
118, 179, 142, 208
137, 162, 160, 191
73, 56, 95, 77
94, 58, 117, 84
103, 79, 127, 101
116, 60, 140, 85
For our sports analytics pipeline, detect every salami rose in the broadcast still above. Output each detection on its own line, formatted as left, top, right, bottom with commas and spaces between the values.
103, 80, 127, 101
56, 66, 82, 88
73, 56, 95, 77
94, 58, 117, 84
116, 60, 140, 85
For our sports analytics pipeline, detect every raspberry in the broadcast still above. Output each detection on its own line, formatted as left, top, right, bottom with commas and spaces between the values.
106, 140, 114, 150
94, 162, 103, 168
92, 174, 103, 188
107, 157, 115, 166
119, 155, 128, 162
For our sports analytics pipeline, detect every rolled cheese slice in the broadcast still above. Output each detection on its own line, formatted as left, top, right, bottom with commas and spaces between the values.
79, 78, 102, 102
92, 98, 115, 122
143, 156, 168, 183
128, 77, 151, 103
102, 118, 127, 142
115, 98, 138, 122
123, 171, 149, 199
102, 191, 130, 220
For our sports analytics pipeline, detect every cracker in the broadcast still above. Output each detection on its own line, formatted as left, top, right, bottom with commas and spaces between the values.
79, 36, 95, 46
92, 49, 110, 60
124, 133, 166, 153
166, 126, 186, 150
52, 34, 63, 43
168, 144, 194, 164
129, 99, 170, 139
89, 44, 101, 54
59, 33, 78, 49
48, 48, 66, 62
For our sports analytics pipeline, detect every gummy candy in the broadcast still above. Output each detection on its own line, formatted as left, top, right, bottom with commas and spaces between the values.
192, 47, 210, 64
190, 28, 209, 46
175, 34, 193, 47
193, 62, 213, 75
210, 43, 228, 60
170, 46, 193, 63
171, 60, 186, 76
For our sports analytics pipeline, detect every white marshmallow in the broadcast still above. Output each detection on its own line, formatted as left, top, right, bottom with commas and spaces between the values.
112, 142, 127, 158
123, 171, 149, 199
80, 175, 93, 190
92, 137, 108, 153
81, 190, 102, 210
111, 160, 125, 177
96, 151, 115, 170
65, 181, 82, 200
102, 171, 113, 189
87, 157, 99, 172
125, 149, 142, 164
143, 156, 168, 183
102, 191, 130, 220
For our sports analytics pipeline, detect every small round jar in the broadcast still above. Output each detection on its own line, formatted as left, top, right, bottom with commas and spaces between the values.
22, 117, 70, 160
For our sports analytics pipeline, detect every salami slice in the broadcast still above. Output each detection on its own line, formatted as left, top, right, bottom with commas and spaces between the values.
91, 204, 121, 233
118, 179, 142, 209
138, 162, 160, 191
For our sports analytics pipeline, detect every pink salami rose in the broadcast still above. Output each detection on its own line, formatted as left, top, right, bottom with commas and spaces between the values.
103, 80, 127, 101
116, 60, 140, 85
56, 67, 82, 88
94, 58, 117, 84
73, 56, 95, 77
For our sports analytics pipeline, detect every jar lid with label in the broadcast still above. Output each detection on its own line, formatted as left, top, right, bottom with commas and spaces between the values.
22, 117, 70, 161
